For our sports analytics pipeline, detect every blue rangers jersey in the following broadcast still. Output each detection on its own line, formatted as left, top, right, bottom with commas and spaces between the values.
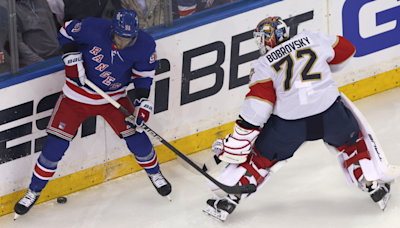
58, 17, 158, 105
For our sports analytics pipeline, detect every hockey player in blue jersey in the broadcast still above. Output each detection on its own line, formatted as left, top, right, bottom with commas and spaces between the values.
14, 9, 171, 219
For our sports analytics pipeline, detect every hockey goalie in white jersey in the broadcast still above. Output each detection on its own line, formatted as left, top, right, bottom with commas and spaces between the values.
203, 16, 400, 221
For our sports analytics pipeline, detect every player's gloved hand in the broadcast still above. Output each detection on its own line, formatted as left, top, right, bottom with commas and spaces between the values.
212, 121, 260, 164
125, 98, 153, 133
62, 52, 87, 86
124, 116, 140, 132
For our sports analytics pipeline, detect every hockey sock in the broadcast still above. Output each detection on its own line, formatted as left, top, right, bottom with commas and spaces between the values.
29, 154, 59, 192
135, 148, 160, 174
29, 135, 69, 192
125, 133, 160, 174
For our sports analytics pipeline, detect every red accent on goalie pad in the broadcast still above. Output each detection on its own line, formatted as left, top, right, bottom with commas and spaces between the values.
253, 146, 277, 168
238, 147, 277, 186
239, 176, 250, 186
354, 167, 363, 181
336, 131, 371, 169
240, 161, 264, 185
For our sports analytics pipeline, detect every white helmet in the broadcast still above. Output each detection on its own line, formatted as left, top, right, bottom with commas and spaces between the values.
253, 16, 289, 55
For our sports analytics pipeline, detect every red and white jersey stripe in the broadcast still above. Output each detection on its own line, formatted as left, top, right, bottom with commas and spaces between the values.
178, 4, 197, 16
59, 20, 75, 42
131, 68, 156, 78
62, 78, 128, 105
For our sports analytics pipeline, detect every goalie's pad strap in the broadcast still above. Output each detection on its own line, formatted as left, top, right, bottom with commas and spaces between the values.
252, 146, 277, 168
240, 159, 264, 185
337, 132, 371, 169
344, 152, 371, 169
354, 167, 363, 181
207, 148, 277, 199
239, 176, 249, 185
238, 147, 276, 186
337, 153, 365, 189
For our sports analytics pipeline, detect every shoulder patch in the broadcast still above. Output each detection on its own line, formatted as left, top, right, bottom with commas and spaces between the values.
249, 68, 255, 82
71, 22, 82, 33
150, 51, 157, 64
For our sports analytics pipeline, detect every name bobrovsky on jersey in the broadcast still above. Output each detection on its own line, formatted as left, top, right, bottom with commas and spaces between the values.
265, 36, 311, 64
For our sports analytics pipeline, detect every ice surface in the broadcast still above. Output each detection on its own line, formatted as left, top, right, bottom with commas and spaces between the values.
2, 88, 400, 228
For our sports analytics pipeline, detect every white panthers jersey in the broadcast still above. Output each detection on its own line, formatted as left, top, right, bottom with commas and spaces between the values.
240, 31, 355, 125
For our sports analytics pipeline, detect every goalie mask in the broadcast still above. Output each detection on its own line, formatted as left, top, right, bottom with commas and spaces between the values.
253, 17, 289, 55
111, 9, 139, 49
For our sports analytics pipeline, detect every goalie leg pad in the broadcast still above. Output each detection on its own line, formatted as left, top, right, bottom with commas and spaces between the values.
325, 133, 368, 190
206, 148, 285, 199
324, 93, 400, 191
338, 93, 400, 183
206, 163, 248, 198
326, 131, 390, 190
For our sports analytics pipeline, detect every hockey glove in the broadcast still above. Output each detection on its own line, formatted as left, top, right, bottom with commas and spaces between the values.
62, 52, 86, 86
212, 121, 260, 164
125, 98, 153, 133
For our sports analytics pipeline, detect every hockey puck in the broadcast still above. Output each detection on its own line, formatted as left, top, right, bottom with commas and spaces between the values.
57, 197, 67, 204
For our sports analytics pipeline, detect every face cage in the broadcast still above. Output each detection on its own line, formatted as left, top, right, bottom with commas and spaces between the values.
253, 31, 276, 55
111, 29, 138, 48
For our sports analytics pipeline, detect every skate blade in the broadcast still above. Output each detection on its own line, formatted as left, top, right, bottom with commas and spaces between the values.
14, 213, 20, 221
378, 192, 391, 211
203, 205, 228, 222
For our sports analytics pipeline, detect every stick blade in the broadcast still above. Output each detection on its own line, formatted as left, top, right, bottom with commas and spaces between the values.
220, 183, 257, 194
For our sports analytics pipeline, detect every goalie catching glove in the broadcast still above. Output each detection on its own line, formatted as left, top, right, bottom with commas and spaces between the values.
125, 98, 153, 133
62, 52, 86, 86
212, 120, 260, 164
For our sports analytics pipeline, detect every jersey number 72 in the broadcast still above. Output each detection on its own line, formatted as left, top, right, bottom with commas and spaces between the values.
272, 48, 321, 91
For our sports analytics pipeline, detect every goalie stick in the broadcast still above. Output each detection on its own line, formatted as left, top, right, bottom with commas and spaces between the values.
176, 154, 222, 174
84, 79, 257, 195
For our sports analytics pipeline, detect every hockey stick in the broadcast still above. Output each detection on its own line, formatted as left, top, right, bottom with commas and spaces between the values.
176, 154, 222, 174
84, 79, 257, 194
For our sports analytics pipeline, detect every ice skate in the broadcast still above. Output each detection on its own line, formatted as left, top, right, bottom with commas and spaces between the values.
203, 195, 240, 222
14, 189, 41, 220
148, 171, 171, 199
367, 182, 391, 211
